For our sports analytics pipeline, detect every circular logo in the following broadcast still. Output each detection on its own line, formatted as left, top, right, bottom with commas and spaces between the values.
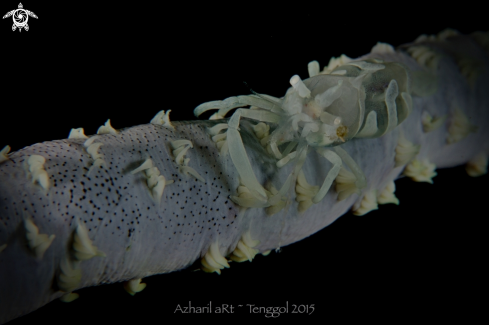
13, 9, 27, 27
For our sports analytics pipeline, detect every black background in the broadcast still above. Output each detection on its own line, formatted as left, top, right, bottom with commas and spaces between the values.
1, 1, 487, 323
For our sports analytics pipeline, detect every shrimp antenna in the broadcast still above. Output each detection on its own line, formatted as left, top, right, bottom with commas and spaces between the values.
243, 81, 282, 110
243, 81, 259, 96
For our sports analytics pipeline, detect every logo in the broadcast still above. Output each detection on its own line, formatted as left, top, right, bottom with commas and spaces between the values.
3, 3, 37, 32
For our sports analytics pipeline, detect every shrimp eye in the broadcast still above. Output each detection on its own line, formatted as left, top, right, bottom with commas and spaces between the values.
336, 125, 348, 142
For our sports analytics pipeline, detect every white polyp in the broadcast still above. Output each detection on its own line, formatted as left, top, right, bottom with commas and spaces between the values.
395, 132, 420, 167
404, 159, 437, 183
180, 166, 205, 182
209, 112, 225, 120
146, 175, 158, 189
145, 167, 160, 178
97, 119, 118, 135
201, 241, 229, 274
27, 155, 50, 191
130, 158, 153, 174
414, 33, 436, 43
314, 80, 343, 108
437, 28, 460, 40
217, 140, 229, 155
422, 111, 447, 133
151, 110, 174, 129
295, 169, 319, 213
201, 256, 221, 274
231, 184, 270, 209
242, 231, 260, 250
230, 234, 259, 262
211, 133, 227, 143
83, 136, 100, 148
152, 175, 168, 203
213, 134, 227, 144
28, 155, 45, 166
204, 251, 221, 270
418, 51, 437, 67
57, 258, 82, 293
207, 124, 229, 155
447, 107, 478, 144
465, 152, 488, 177
164, 110, 174, 129
408, 46, 425, 58
296, 171, 319, 197
238, 184, 260, 197
124, 278, 147, 296
174, 145, 191, 166
371, 42, 395, 54
24, 217, 55, 259
237, 241, 254, 261
352, 189, 379, 216
207, 123, 229, 136
415, 49, 433, 63
377, 181, 399, 205
408, 46, 440, 70
68, 128, 88, 140
457, 58, 481, 85
30, 167, 49, 190
308, 60, 320, 77
170, 139, 193, 150
253, 122, 270, 140
264, 184, 287, 216
73, 222, 106, 261
127, 278, 145, 294
150, 110, 165, 124
333, 146, 366, 190
323, 54, 352, 74
231, 196, 265, 209
290, 75, 311, 98
232, 248, 246, 258
0, 145, 10, 163
59, 293, 80, 303
87, 143, 104, 160
209, 241, 230, 268
335, 166, 360, 201
269, 143, 308, 206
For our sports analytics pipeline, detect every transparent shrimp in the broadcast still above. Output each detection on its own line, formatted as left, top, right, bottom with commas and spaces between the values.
194, 58, 412, 208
